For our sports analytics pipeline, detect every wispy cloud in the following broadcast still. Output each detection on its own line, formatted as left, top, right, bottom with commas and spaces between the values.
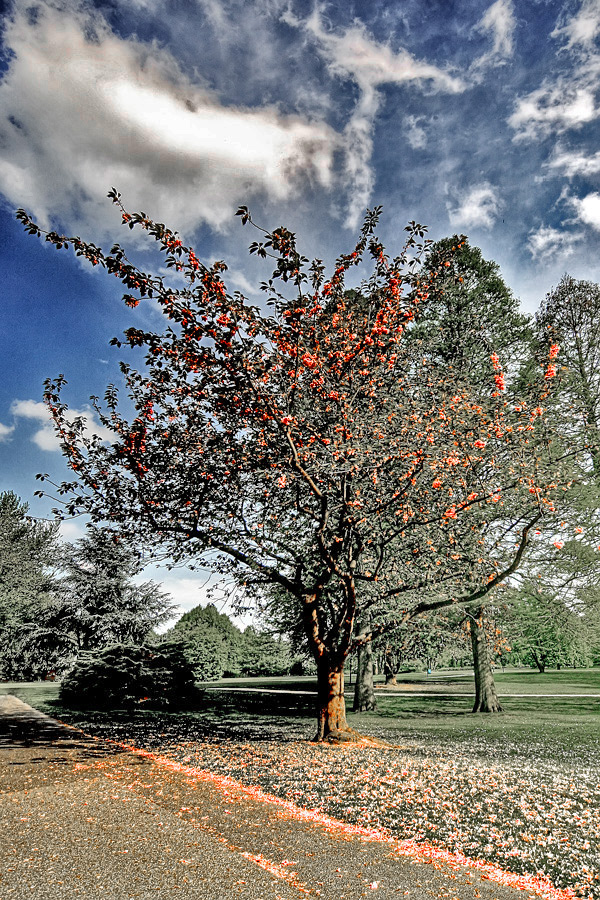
551, 0, 600, 51
509, 1, 600, 141
527, 224, 582, 259
282, 6, 466, 228
0, 0, 339, 235
447, 183, 501, 229
472, 0, 516, 71
546, 146, 600, 176
509, 78, 597, 141
0, 421, 15, 442
10, 399, 112, 451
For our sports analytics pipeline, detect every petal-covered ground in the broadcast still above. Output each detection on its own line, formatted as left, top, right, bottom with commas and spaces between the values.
52, 707, 600, 900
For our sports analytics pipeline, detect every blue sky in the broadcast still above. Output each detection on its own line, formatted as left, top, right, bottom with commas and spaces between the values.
1, 0, 600, 619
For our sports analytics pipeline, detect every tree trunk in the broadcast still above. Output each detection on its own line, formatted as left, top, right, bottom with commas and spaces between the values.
383, 643, 397, 685
470, 606, 502, 713
353, 619, 376, 712
314, 659, 354, 741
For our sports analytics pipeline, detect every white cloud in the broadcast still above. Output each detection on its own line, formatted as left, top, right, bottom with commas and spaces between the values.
59, 519, 87, 542
10, 399, 112, 451
228, 269, 260, 295
552, 0, 600, 50
290, 8, 465, 227
526, 224, 582, 260
0, 421, 15, 442
509, 79, 597, 141
404, 115, 428, 150
547, 146, 600, 176
305, 12, 465, 96
0, 0, 339, 235
447, 183, 501, 229
141, 570, 252, 631
572, 191, 600, 229
472, 0, 516, 70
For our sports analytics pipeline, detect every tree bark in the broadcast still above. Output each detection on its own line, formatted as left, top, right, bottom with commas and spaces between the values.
314, 659, 352, 741
353, 618, 376, 712
531, 650, 546, 673
470, 606, 502, 713
383, 643, 397, 685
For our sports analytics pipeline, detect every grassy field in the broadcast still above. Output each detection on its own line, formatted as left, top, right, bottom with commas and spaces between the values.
3, 670, 599, 898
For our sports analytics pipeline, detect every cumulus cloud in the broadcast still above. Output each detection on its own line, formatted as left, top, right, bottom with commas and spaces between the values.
472, 0, 516, 70
0, 0, 339, 235
552, 0, 600, 50
10, 399, 112, 451
526, 224, 582, 260
572, 191, 600, 229
447, 183, 501, 229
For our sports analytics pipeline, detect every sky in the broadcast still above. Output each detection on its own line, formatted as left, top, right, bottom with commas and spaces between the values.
1, 0, 600, 622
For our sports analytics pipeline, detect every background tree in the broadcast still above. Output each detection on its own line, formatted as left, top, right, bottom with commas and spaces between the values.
167, 602, 242, 680
52, 527, 173, 652
498, 276, 600, 674
0, 491, 60, 679
59, 639, 199, 710
238, 625, 292, 677
408, 235, 535, 711
21, 196, 565, 741
535, 275, 600, 476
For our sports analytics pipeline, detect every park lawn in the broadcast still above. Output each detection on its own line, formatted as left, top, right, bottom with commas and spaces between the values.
1, 680, 61, 708
3, 671, 598, 899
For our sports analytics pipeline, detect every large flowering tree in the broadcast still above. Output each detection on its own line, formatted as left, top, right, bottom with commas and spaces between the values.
19, 193, 562, 741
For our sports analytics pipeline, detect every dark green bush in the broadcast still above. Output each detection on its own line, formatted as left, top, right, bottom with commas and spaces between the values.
59, 640, 201, 709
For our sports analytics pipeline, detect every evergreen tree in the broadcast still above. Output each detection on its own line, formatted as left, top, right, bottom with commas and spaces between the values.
0, 492, 60, 678
55, 528, 173, 651
168, 603, 242, 680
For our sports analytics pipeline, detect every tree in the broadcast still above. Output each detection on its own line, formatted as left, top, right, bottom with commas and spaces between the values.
413, 236, 534, 712
416, 235, 533, 375
59, 639, 200, 709
238, 626, 292, 676
535, 275, 600, 477
0, 492, 60, 678
168, 603, 242, 680
51, 527, 173, 652
353, 613, 376, 711
20, 195, 564, 741
502, 583, 592, 672
508, 276, 600, 669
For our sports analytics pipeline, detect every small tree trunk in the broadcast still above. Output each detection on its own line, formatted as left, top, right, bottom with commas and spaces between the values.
353, 619, 376, 712
383, 643, 397, 685
470, 606, 502, 713
532, 650, 546, 673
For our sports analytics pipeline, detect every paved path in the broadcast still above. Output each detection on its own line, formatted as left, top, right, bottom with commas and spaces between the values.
0, 695, 556, 900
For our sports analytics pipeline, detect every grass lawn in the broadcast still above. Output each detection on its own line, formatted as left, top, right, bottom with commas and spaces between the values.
2, 671, 599, 899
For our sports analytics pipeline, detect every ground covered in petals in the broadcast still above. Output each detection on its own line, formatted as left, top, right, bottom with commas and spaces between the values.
28, 689, 599, 900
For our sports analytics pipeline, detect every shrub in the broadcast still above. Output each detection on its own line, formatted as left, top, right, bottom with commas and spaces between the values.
59, 640, 201, 709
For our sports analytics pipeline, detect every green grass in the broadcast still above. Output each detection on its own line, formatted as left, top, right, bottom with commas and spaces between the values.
1, 681, 61, 709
